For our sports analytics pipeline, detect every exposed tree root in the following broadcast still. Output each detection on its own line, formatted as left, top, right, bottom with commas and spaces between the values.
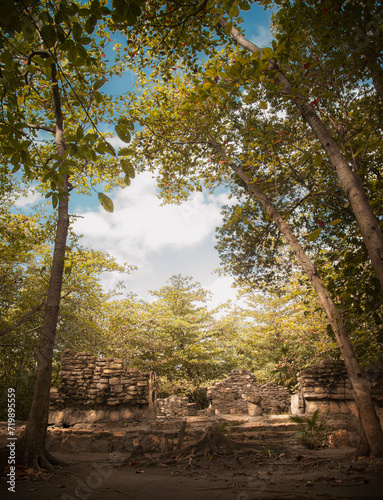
1, 435, 67, 474
160, 424, 275, 460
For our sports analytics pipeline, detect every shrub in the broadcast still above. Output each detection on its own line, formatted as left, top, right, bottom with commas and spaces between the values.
289, 409, 329, 449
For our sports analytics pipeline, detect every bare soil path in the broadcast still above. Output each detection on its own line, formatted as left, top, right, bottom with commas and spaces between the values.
1, 447, 383, 500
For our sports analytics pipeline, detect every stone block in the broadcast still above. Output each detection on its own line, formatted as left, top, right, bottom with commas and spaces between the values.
109, 377, 121, 385
248, 402, 263, 417
106, 398, 120, 405
91, 431, 112, 453
96, 383, 108, 390
119, 408, 134, 420
109, 410, 121, 422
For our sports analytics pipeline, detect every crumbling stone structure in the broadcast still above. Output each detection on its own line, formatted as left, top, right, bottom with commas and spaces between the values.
293, 360, 383, 421
157, 396, 189, 417
49, 350, 156, 426
207, 369, 291, 416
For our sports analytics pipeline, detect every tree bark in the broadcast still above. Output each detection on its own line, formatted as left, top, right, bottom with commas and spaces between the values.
219, 18, 383, 292
19, 58, 69, 470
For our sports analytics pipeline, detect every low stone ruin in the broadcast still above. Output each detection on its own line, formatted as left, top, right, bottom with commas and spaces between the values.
293, 360, 383, 422
156, 395, 189, 417
207, 369, 291, 416
49, 350, 156, 426
48, 350, 383, 435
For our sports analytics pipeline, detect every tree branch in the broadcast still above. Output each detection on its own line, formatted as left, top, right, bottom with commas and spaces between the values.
26, 123, 55, 133
0, 302, 45, 337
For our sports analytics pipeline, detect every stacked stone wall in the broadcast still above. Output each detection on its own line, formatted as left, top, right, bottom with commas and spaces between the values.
207, 369, 291, 416
295, 360, 383, 421
49, 350, 156, 426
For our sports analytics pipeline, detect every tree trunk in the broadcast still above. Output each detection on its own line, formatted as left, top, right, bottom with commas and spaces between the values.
212, 139, 383, 455
20, 178, 69, 469
19, 59, 69, 470
220, 19, 383, 292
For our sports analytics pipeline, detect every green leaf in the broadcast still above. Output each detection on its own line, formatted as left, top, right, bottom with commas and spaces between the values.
307, 228, 322, 241
40, 24, 57, 48
259, 101, 268, 109
262, 47, 273, 60
314, 154, 322, 166
118, 147, 134, 156
274, 42, 286, 57
329, 219, 342, 226
98, 192, 114, 213
123, 175, 131, 186
115, 117, 132, 144
94, 77, 108, 90
121, 159, 135, 178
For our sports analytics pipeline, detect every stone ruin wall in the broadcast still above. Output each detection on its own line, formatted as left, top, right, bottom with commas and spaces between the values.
294, 360, 383, 423
49, 350, 156, 426
48, 351, 383, 428
156, 395, 199, 417
207, 369, 291, 416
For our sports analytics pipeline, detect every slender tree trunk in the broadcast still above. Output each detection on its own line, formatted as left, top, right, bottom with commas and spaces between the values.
20, 59, 68, 469
234, 162, 383, 456
219, 19, 383, 291
211, 139, 383, 456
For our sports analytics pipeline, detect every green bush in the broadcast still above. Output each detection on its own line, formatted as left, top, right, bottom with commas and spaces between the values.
289, 409, 329, 449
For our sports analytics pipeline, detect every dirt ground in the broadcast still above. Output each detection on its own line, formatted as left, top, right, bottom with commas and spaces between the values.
1, 446, 383, 500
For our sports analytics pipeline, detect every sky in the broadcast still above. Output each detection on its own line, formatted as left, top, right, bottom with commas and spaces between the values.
16, 4, 274, 310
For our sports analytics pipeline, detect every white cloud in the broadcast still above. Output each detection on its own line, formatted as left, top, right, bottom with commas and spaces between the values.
12, 189, 42, 208
250, 24, 274, 49
207, 276, 243, 310
73, 171, 236, 275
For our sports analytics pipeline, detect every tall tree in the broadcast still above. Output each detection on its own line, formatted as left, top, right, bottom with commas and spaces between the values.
0, 0, 137, 469
235, 280, 336, 387
102, 275, 240, 404
125, 61, 383, 454
120, 0, 383, 289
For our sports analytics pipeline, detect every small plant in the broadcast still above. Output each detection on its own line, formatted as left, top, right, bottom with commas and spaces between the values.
289, 409, 329, 449
218, 422, 229, 434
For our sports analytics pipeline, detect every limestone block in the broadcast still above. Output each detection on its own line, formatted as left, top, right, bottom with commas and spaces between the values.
109, 377, 121, 385
106, 398, 120, 405
91, 431, 112, 453
109, 410, 121, 422
62, 432, 93, 453
96, 383, 109, 390
98, 378, 109, 384
248, 402, 263, 417
119, 408, 134, 420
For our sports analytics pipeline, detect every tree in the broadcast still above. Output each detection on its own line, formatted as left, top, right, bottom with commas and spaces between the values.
235, 280, 337, 387
124, 52, 383, 454
0, 213, 130, 420
102, 275, 240, 405
120, 0, 383, 288
0, 0, 137, 469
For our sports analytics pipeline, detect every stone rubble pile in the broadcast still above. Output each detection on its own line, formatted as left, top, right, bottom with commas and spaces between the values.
156, 395, 189, 417
207, 369, 291, 416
